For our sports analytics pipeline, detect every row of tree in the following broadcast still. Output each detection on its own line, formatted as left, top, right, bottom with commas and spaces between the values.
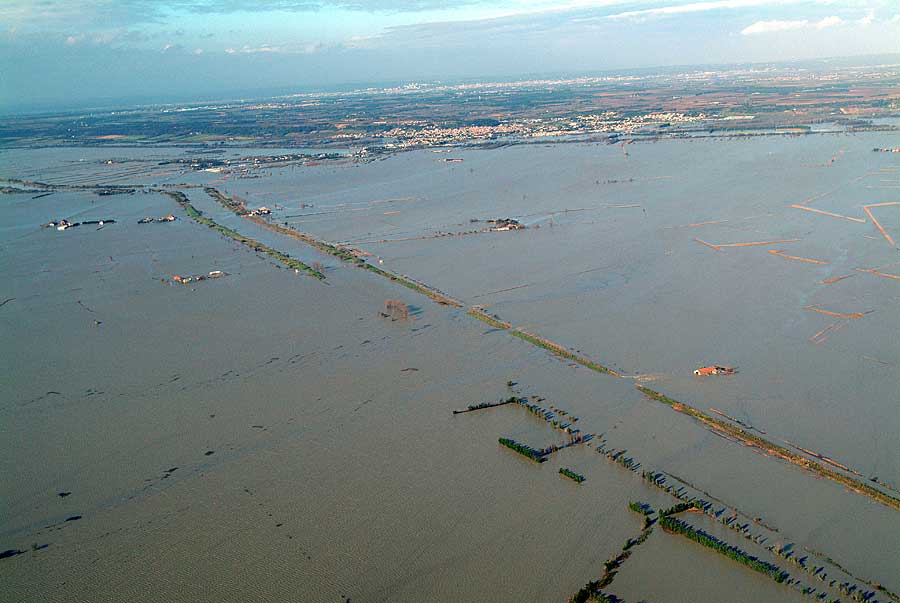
559, 468, 586, 483
498, 438, 546, 463
659, 515, 788, 583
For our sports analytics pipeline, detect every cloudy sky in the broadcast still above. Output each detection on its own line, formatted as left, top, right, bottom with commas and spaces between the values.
2, 0, 899, 113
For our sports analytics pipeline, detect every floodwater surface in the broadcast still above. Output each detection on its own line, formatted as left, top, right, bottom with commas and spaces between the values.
1, 135, 898, 602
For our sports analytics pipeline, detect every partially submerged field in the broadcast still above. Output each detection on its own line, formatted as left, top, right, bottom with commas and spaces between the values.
1, 133, 898, 602
233, 134, 899, 487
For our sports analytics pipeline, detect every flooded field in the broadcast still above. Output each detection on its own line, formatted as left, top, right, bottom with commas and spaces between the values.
1, 132, 898, 602
248, 135, 899, 485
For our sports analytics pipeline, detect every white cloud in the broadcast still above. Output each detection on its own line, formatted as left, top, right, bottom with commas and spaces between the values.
608, 0, 801, 21
225, 44, 283, 54
814, 15, 842, 29
65, 34, 84, 45
223, 41, 327, 54
856, 9, 874, 26
741, 14, 843, 35
741, 19, 808, 34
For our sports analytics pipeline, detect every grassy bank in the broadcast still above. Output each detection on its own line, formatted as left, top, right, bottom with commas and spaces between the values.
360, 262, 461, 307
509, 329, 619, 375
467, 307, 514, 329
204, 186, 249, 215
467, 307, 618, 375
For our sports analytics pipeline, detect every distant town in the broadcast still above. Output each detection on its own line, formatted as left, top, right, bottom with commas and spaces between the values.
2, 60, 899, 153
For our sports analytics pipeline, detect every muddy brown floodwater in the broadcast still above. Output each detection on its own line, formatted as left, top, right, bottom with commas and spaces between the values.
0, 133, 897, 602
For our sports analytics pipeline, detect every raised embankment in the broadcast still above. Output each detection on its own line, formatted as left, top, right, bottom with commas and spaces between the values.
204, 187, 462, 306
466, 307, 619, 375
158, 190, 325, 279
635, 386, 900, 512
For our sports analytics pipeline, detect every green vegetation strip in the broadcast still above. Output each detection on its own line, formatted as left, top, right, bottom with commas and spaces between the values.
159, 191, 325, 279
360, 262, 461, 306
203, 187, 462, 306
636, 386, 900, 512
204, 187, 248, 215
466, 307, 513, 329
498, 437, 546, 463
467, 308, 618, 375
659, 515, 788, 583
509, 329, 619, 375
559, 467, 586, 483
